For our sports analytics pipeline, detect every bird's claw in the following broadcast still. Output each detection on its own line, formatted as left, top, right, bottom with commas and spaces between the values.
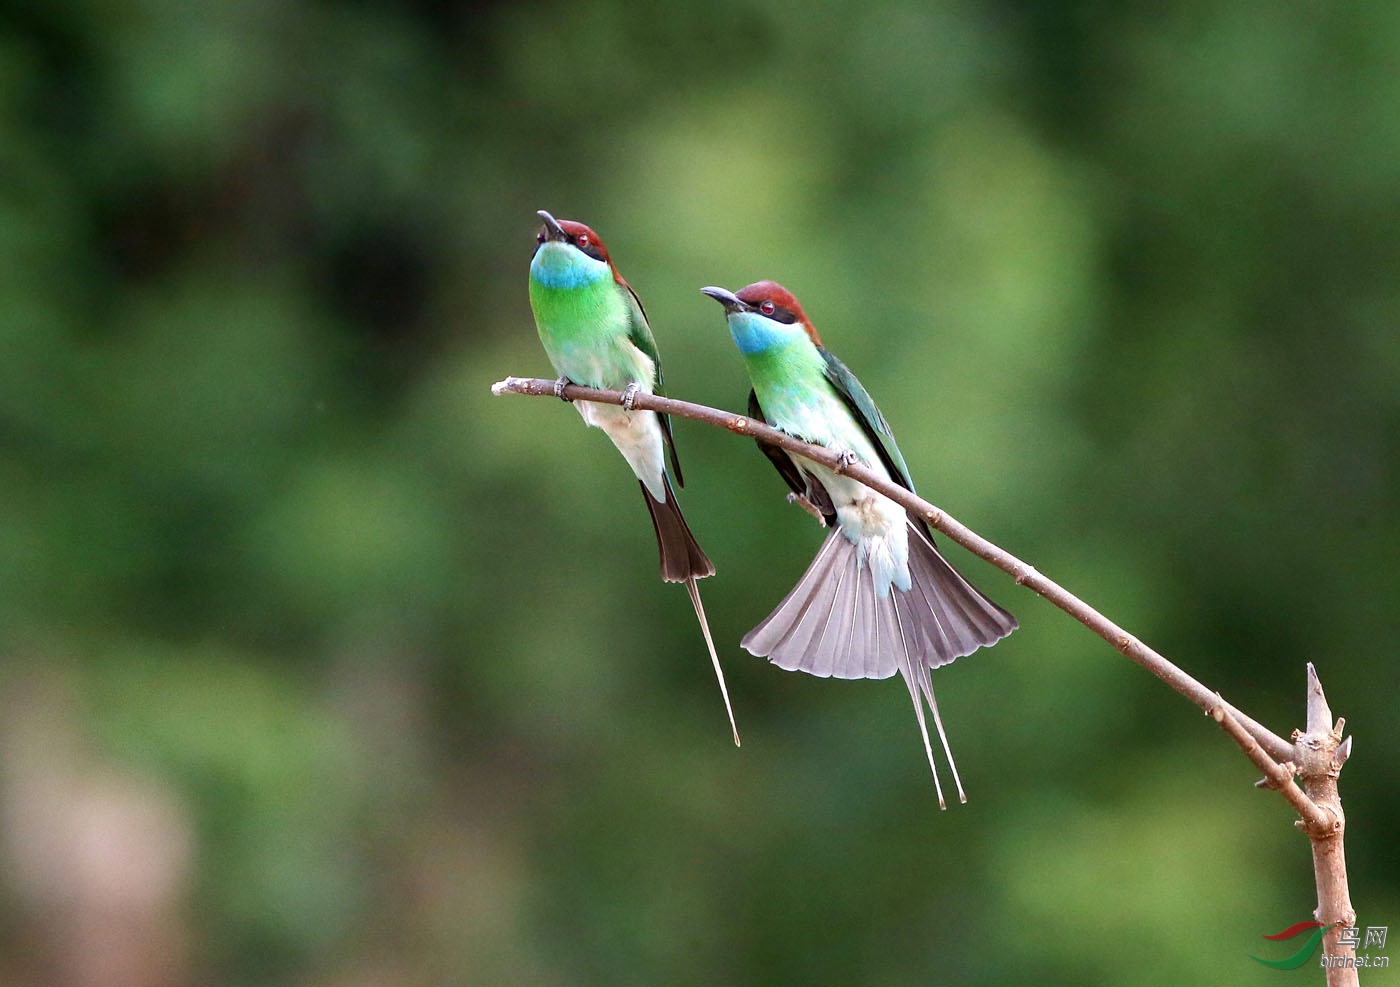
835, 450, 861, 473
786, 492, 828, 524
554, 377, 572, 402
621, 382, 641, 412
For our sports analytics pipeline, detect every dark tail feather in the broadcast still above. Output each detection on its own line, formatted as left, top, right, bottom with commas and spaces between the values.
640, 481, 737, 744
741, 522, 1017, 803
640, 479, 714, 583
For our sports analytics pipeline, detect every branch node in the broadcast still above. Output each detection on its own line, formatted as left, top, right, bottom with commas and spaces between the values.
1299, 803, 1343, 838
727, 417, 749, 433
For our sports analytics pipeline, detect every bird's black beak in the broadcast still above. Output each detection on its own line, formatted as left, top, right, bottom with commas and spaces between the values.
537, 209, 568, 242
700, 285, 752, 314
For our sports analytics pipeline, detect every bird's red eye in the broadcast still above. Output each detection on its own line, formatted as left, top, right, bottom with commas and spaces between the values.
536, 232, 545, 244
760, 300, 776, 316
577, 234, 590, 247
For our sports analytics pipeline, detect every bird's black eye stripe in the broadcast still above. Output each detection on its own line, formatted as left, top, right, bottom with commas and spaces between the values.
572, 236, 606, 262
769, 306, 798, 324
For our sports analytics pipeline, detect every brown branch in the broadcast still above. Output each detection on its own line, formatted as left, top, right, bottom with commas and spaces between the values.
1209, 664, 1355, 986
493, 375, 1291, 757
1295, 663, 1357, 987
495, 375, 1356, 982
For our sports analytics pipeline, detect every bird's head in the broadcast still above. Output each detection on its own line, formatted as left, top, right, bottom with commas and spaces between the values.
701, 280, 822, 354
531, 210, 620, 289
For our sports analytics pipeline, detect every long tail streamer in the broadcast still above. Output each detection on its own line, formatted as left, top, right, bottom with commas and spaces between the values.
686, 576, 740, 747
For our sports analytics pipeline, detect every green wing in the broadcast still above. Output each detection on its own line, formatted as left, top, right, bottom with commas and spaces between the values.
819, 347, 933, 540
622, 281, 684, 486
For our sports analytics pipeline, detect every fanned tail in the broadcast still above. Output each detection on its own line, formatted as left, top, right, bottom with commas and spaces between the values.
640, 480, 737, 744
742, 522, 1017, 803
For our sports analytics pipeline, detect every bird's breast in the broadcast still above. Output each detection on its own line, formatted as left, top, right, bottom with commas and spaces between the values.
763, 388, 904, 534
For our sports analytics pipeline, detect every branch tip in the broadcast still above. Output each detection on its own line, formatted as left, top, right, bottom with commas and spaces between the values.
1304, 663, 1333, 736
1336, 735, 1352, 766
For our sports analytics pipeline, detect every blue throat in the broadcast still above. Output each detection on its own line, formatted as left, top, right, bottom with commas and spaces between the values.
727, 311, 796, 355
530, 242, 609, 290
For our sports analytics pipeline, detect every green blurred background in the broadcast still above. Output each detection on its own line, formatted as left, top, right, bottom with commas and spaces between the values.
2, 1, 1398, 984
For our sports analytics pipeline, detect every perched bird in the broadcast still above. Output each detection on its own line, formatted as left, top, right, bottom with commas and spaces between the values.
529, 210, 738, 745
701, 280, 1016, 804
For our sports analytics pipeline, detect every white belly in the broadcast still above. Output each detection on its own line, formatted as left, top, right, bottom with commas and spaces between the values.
802, 460, 910, 595
576, 399, 668, 501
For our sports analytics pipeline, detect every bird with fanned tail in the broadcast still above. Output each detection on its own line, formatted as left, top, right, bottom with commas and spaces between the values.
702, 280, 1016, 804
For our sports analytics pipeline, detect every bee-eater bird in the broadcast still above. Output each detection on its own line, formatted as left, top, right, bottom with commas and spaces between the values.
529, 210, 739, 745
701, 280, 1016, 804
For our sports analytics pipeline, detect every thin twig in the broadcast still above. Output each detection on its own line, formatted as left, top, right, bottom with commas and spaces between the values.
492, 376, 1293, 760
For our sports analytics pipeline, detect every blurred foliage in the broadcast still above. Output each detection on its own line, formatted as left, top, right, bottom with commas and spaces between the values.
1, 0, 1398, 984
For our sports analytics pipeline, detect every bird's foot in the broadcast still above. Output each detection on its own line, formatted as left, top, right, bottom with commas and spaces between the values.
786, 492, 828, 525
621, 382, 641, 412
835, 450, 861, 473
553, 377, 573, 402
